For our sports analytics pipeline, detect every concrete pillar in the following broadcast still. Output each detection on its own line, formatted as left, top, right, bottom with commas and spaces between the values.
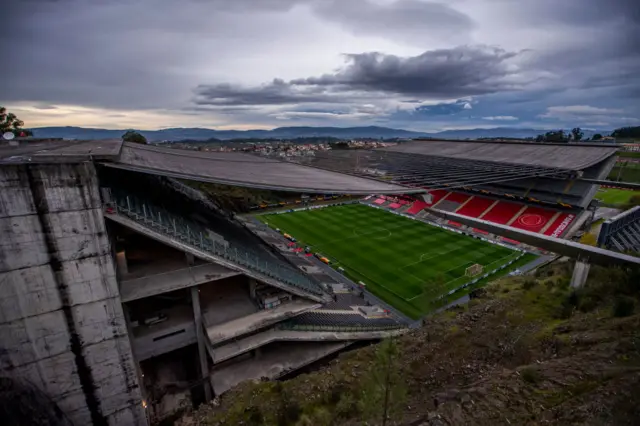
116, 250, 129, 275
191, 286, 212, 401
570, 259, 591, 288
186, 252, 195, 266
254, 347, 262, 360
249, 279, 257, 300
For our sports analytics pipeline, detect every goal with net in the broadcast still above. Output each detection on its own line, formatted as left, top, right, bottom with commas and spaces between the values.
465, 263, 483, 277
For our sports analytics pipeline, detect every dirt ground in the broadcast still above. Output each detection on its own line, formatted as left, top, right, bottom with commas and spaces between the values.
178, 262, 640, 426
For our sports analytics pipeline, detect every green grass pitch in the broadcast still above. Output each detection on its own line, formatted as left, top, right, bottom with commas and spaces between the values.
258, 204, 526, 318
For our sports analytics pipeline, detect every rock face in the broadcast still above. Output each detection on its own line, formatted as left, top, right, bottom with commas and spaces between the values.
181, 262, 640, 425
0, 163, 146, 426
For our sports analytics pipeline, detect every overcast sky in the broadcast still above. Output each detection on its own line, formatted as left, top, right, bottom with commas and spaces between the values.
2, 0, 639, 131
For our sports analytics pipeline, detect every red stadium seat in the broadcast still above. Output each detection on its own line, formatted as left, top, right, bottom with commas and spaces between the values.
482, 201, 522, 224
456, 196, 494, 218
511, 206, 557, 233
446, 192, 471, 203
373, 198, 385, 205
388, 203, 402, 209
543, 213, 576, 237
421, 189, 449, 206
406, 200, 429, 215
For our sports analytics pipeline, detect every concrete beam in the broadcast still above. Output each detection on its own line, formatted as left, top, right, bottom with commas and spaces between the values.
120, 263, 240, 302
427, 208, 640, 266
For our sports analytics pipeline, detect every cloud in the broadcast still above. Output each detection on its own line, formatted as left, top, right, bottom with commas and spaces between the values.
539, 105, 639, 127
195, 45, 524, 109
482, 116, 518, 121
540, 105, 624, 118
314, 0, 474, 45
1, 0, 639, 131
410, 100, 474, 116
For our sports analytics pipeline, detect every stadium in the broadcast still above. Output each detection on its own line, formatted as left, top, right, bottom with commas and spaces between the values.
1, 138, 638, 425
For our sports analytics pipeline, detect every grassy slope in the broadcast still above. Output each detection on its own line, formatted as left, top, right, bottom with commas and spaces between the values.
183, 263, 640, 426
607, 161, 640, 184
595, 188, 639, 205
259, 204, 519, 318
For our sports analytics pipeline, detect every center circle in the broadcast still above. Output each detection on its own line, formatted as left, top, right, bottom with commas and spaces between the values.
518, 214, 543, 227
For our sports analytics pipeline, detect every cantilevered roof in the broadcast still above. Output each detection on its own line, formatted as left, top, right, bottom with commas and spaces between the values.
0, 139, 123, 163
104, 143, 420, 194
289, 149, 575, 191
384, 140, 618, 171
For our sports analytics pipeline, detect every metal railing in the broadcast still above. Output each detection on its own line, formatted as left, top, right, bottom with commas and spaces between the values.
278, 322, 406, 333
107, 190, 325, 295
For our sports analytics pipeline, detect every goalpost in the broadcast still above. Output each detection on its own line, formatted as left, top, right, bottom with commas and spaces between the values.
465, 263, 483, 277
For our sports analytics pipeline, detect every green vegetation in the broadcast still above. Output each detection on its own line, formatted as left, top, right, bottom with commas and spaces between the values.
258, 204, 528, 318
0, 106, 32, 137
571, 127, 584, 141
612, 126, 640, 139
186, 263, 640, 426
607, 161, 640, 183
122, 130, 147, 144
618, 151, 640, 159
594, 188, 640, 207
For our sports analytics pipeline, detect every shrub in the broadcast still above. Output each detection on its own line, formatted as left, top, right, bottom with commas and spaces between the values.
521, 367, 542, 384
522, 279, 536, 290
612, 296, 636, 318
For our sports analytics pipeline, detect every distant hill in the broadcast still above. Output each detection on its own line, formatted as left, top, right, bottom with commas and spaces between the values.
29, 125, 609, 142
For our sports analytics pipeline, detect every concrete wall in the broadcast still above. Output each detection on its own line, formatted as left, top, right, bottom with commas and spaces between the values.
0, 163, 146, 426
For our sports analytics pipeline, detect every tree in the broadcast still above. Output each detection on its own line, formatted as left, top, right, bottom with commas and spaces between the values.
122, 130, 147, 144
543, 130, 569, 143
0, 106, 32, 137
358, 338, 406, 425
571, 127, 584, 141
535, 134, 545, 142
592, 133, 603, 141
612, 126, 640, 139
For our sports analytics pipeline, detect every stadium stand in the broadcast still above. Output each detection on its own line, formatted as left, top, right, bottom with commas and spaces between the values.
543, 213, 576, 237
434, 198, 462, 212
511, 206, 558, 233
481, 201, 523, 225
423, 189, 448, 206
446, 192, 471, 204
456, 196, 495, 218
373, 198, 385, 205
406, 200, 429, 215
388, 202, 402, 209
597, 206, 640, 253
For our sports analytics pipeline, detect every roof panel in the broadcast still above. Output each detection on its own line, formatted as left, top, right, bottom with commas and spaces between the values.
109, 143, 419, 194
382, 140, 618, 171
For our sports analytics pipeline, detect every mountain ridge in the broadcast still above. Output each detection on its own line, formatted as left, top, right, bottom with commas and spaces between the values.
28, 125, 609, 141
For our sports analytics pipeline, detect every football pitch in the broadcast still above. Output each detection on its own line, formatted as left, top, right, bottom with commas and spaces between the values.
258, 204, 530, 318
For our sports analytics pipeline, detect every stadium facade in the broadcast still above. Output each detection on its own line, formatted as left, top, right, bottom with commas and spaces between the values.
0, 138, 635, 425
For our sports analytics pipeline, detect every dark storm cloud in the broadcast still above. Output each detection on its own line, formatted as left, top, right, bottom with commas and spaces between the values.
314, 0, 474, 44
195, 46, 522, 106
193, 79, 342, 106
